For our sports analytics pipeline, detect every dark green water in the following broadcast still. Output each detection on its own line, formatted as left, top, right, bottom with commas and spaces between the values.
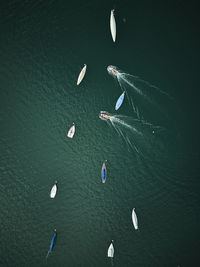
0, 1, 199, 266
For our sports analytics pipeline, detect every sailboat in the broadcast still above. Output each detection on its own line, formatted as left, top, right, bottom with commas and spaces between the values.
107, 240, 114, 258
115, 91, 125, 110
77, 64, 87, 85
132, 208, 138, 230
50, 181, 57, 198
110, 9, 116, 42
67, 123, 75, 138
101, 160, 107, 183
46, 229, 57, 259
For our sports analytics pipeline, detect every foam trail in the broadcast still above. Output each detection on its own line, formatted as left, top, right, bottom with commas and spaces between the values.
115, 114, 164, 132
46, 250, 50, 259
111, 114, 151, 153
126, 135, 140, 154
119, 71, 172, 99
130, 97, 135, 112
107, 65, 174, 124
116, 124, 127, 141
119, 75, 144, 96
111, 117, 143, 136
110, 119, 121, 137
118, 124, 141, 154
108, 115, 140, 153
99, 111, 165, 157
112, 120, 139, 154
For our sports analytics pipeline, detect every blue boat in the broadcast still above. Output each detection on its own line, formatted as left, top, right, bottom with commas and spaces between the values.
46, 229, 57, 258
101, 160, 107, 183
115, 91, 125, 110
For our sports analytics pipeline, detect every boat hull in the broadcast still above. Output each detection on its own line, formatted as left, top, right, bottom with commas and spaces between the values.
101, 162, 107, 183
77, 64, 87, 85
115, 91, 125, 110
50, 232, 57, 253
132, 208, 138, 230
110, 10, 116, 42
107, 242, 114, 257
50, 184, 57, 198
67, 124, 75, 138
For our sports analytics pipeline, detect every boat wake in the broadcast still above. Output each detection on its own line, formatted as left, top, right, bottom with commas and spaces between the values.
99, 111, 165, 157
107, 65, 174, 124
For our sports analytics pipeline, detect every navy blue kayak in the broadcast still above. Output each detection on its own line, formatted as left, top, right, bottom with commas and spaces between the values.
115, 91, 125, 110
46, 229, 57, 258
101, 161, 107, 183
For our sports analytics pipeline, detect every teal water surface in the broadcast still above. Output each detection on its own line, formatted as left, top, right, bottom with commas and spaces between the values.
0, 0, 200, 266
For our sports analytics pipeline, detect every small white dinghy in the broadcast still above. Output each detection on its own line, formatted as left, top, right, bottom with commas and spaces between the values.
132, 208, 138, 230
110, 9, 116, 42
50, 181, 57, 198
107, 240, 114, 258
77, 64, 87, 85
67, 123, 75, 138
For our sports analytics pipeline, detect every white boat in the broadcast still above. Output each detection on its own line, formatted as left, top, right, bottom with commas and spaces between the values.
50, 181, 57, 198
132, 208, 138, 230
67, 123, 75, 138
107, 65, 118, 76
107, 241, 114, 258
77, 64, 87, 85
110, 9, 116, 42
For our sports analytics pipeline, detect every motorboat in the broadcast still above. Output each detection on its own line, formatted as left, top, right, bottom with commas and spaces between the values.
99, 111, 112, 120
107, 65, 118, 76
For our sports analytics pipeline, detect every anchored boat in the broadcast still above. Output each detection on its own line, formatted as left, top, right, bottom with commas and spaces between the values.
46, 229, 57, 259
107, 240, 114, 258
77, 64, 87, 85
132, 208, 138, 230
67, 123, 75, 138
115, 91, 125, 110
50, 181, 57, 198
110, 9, 116, 42
107, 65, 118, 76
101, 160, 107, 183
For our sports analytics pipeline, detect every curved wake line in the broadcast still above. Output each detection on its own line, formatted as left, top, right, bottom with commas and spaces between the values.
118, 71, 172, 99
109, 119, 140, 154
114, 115, 164, 132
108, 67, 174, 122
99, 111, 166, 157
111, 117, 143, 136
119, 75, 144, 96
